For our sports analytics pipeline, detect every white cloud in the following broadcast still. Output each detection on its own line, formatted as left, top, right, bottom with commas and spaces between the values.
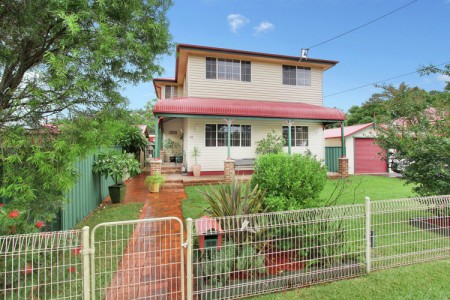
227, 14, 249, 33
437, 74, 450, 82
254, 21, 274, 35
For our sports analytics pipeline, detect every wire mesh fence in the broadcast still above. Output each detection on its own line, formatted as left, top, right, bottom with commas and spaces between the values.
371, 195, 450, 270
0, 230, 83, 299
90, 218, 184, 300
188, 195, 450, 300
190, 205, 367, 300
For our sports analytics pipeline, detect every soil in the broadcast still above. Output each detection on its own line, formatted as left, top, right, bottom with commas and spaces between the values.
424, 216, 450, 227
228, 248, 305, 280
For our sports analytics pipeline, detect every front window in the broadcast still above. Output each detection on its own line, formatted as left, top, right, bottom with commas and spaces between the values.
206, 57, 251, 82
164, 85, 178, 98
282, 126, 309, 146
205, 124, 252, 147
282, 65, 311, 86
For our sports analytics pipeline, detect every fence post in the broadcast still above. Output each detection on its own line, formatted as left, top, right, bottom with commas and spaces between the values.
186, 218, 194, 300
81, 226, 91, 300
365, 197, 371, 273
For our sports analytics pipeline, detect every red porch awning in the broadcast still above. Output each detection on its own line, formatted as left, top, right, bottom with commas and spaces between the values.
153, 97, 345, 121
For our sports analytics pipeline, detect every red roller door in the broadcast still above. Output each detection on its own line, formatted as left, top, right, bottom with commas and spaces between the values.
354, 138, 387, 174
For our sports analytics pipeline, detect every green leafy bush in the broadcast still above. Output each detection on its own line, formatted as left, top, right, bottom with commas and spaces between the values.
92, 151, 141, 185
236, 244, 267, 275
201, 241, 237, 286
255, 130, 285, 155
252, 153, 327, 210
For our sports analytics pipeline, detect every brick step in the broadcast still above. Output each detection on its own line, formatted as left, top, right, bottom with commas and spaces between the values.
162, 182, 184, 191
161, 166, 182, 175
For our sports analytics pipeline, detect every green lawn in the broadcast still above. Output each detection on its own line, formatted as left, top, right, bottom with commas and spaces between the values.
182, 175, 416, 220
250, 259, 450, 300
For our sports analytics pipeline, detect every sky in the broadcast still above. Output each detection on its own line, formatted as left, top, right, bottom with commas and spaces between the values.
123, 0, 450, 113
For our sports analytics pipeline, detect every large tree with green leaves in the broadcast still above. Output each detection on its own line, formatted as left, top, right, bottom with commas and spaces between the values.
0, 0, 172, 233
0, 0, 172, 127
375, 84, 449, 196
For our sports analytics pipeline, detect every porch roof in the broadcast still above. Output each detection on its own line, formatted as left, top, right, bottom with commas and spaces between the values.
153, 97, 345, 121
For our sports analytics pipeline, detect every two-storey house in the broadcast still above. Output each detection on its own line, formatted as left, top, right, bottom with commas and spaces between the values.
152, 44, 345, 175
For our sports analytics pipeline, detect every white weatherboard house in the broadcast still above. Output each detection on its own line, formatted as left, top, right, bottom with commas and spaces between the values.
152, 44, 346, 176
325, 123, 388, 175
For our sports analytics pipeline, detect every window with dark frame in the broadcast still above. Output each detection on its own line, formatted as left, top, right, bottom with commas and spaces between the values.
205, 124, 252, 147
282, 65, 311, 86
164, 85, 177, 98
282, 126, 309, 146
206, 57, 251, 82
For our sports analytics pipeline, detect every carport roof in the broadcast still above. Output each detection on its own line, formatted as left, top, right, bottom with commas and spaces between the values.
324, 122, 374, 138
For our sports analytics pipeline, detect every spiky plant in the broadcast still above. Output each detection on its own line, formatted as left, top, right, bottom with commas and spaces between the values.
198, 177, 266, 218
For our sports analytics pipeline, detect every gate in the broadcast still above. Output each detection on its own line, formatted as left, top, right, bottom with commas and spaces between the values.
90, 217, 185, 299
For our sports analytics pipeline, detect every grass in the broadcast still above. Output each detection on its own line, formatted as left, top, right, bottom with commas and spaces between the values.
182, 175, 416, 220
75, 202, 143, 230
250, 259, 450, 300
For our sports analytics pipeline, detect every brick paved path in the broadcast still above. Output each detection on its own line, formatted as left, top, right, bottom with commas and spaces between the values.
103, 172, 187, 300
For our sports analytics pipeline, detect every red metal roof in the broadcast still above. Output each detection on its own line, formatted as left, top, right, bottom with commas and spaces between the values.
153, 97, 345, 121
324, 123, 374, 138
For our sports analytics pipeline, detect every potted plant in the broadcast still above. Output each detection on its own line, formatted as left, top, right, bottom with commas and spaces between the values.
92, 151, 141, 203
144, 174, 165, 193
163, 138, 180, 163
191, 146, 201, 177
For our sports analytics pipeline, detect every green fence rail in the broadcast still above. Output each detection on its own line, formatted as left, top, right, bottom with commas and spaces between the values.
325, 146, 345, 173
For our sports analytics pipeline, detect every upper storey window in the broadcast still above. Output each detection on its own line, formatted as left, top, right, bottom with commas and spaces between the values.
165, 85, 178, 98
206, 57, 251, 82
282, 65, 311, 86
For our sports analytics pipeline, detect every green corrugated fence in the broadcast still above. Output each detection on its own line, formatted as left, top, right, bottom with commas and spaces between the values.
59, 147, 120, 230
325, 147, 345, 173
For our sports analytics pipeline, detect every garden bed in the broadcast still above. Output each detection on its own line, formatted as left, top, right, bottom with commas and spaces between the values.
195, 255, 365, 300
409, 216, 450, 237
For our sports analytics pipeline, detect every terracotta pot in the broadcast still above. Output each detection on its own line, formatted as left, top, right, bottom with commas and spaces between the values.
192, 164, 201, 177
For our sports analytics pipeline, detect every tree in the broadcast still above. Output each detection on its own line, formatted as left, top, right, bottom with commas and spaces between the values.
129, 99, 157, 133
376, 85, 450, 196
0, 0, 172, 127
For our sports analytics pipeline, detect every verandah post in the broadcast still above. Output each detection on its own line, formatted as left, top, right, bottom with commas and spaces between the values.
154, 117, 160, 158
227, 118, 231, 159
365, 197, 372, 273
341, 121, 346, 157
287, 120, 292, 155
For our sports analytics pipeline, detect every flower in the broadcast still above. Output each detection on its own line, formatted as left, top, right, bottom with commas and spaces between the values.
35, 221, 44, 228
23, 265, 33, 275
9, 210, 20, 218
72, 247, 82, 255
0, 203, 4, 207
68, 267, 76, 273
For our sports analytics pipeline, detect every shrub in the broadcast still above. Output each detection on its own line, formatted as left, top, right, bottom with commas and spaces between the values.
200, 240, 236, 286
252, 153, 327, 210
255, 130, 285, 155
198, 177, 266, 218
92, 151, 141, 185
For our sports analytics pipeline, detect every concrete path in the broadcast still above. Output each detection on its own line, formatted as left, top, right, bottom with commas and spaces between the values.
104, 172, 187, 300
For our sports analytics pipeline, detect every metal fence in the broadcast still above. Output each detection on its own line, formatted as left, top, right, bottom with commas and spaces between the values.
0, 229, 87, 299
1, 196, 449, 300
325, 146, 344, 173
187, 195, 450, 300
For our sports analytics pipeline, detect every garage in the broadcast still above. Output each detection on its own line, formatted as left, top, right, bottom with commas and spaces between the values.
354, 138, 387, 173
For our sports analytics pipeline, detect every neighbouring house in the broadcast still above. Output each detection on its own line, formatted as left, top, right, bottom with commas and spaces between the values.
324, 122, 388, 174
152, 44, 346, 176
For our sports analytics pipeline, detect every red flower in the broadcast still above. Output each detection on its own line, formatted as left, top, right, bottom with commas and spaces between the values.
68, 267, 76, 273
9, 210, 19, 218
72, 247, 82, 255
0, 203, 4, 207
35, 221, 44, 228
23, 265, 33, 275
